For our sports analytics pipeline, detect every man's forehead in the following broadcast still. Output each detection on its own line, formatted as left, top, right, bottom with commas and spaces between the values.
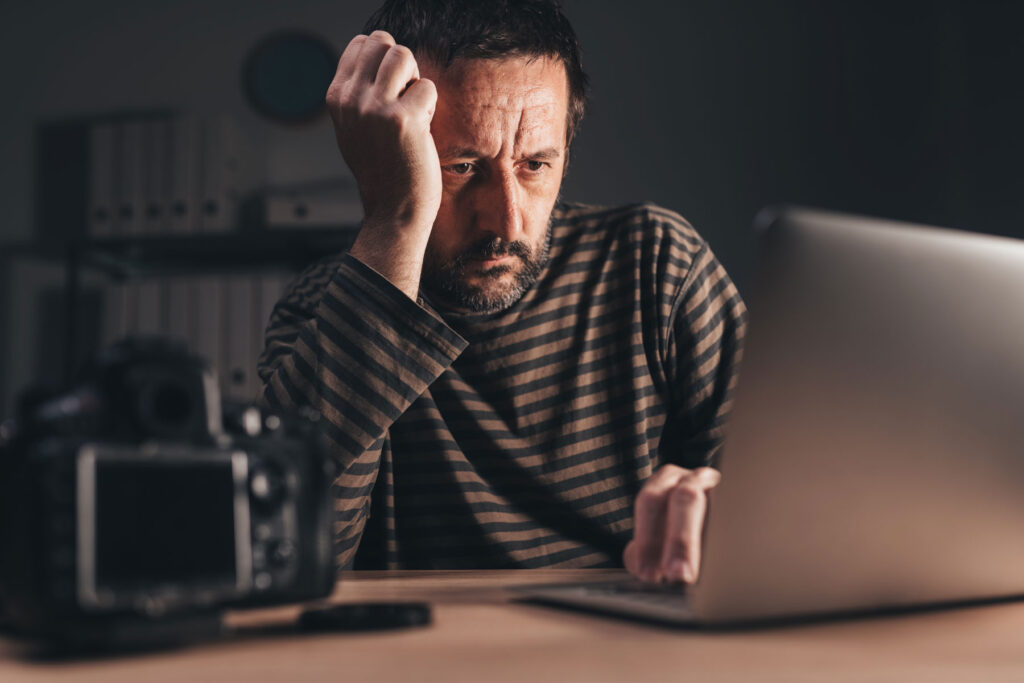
418, 53, 566, 86
422, 55, 569, 154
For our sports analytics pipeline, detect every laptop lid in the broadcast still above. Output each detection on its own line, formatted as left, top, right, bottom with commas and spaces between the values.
692, 207, 1024, 623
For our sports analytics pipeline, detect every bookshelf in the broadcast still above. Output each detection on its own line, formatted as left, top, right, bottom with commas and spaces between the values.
14, 111, 363, 416
54, 228, 356, 278
3, 227, 358, 394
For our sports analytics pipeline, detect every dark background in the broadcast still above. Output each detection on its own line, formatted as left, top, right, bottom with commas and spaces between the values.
1, 0, 1022, 415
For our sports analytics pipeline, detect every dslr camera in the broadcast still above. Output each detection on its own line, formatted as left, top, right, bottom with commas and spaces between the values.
0, 338, 337, 645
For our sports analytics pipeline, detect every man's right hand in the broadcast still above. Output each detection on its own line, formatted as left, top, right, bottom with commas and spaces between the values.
325, 31, 441, 299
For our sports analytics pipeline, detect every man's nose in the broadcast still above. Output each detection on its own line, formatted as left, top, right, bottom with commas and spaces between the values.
479, 172, 523, 243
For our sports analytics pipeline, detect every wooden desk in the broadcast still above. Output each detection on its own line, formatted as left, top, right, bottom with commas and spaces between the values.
4, 569, 1024, 682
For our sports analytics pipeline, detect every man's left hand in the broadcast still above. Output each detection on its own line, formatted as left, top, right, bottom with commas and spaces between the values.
623, 465, 721, 583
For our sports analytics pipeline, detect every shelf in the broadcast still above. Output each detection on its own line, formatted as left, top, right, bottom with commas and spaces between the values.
2, 227, 361, 385
2, 227, 359, 278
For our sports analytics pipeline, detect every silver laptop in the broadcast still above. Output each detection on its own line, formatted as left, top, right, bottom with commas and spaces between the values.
513, 206, 1024, 625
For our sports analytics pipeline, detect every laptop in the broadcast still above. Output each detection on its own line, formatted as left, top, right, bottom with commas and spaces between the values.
513, 206, 1024, 625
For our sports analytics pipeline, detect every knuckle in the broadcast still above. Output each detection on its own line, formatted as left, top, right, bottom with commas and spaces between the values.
329, 79, 356, 102
647, 464, 683, 487
368, 30, 396, 44
419, 78, 437, 97
326, 79, 350, 98
339, 93, 363, 116
354, 91, 381, 112
660, 464, 686, 477
355, 96, 374, 115
700, 467, 723, 486
389, 43, 414, 60
692, 466, 716, 481
669, 485, 701, 507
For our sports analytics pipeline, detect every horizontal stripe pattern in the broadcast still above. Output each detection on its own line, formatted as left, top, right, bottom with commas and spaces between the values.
258, 202, 746, 570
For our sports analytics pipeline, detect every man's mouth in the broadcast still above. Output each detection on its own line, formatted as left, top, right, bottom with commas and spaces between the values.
473, 254, 515, 267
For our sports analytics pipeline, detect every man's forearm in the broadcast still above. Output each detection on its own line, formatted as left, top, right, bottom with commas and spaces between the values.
258, 253, 468, 562
260, 253, 467, 459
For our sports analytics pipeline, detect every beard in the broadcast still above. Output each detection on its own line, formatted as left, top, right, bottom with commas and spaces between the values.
421, 225, 551, 313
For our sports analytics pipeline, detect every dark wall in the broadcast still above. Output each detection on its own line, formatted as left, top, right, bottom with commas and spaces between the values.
2, 0, 1022, 412
562, 0, 1024, 287
3, 0, 1022, 271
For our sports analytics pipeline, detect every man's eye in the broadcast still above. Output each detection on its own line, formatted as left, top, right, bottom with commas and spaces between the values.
523, 161, 548, 172
447, 163, 474, 175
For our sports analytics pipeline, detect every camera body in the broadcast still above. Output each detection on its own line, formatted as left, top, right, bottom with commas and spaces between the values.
0, 338, 336, 643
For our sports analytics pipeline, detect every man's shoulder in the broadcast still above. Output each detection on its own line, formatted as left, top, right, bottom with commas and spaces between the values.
555, 200, 705, 242
552, 201, 709, 267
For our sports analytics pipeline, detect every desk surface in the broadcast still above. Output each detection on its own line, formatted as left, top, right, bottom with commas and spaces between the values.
4, 569, 1024, 682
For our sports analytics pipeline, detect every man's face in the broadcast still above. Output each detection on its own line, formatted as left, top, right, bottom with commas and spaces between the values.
419, 55, 569, 312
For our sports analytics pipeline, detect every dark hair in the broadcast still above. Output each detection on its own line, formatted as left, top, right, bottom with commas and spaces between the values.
364, 0, 588, 145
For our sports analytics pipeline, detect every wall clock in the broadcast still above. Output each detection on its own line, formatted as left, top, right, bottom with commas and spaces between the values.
243, 31, 338, 124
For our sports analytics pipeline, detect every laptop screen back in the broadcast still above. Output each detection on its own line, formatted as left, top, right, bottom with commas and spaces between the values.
695, 207, 1024, 623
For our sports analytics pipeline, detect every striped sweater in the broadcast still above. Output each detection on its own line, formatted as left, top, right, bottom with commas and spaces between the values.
258, 202, 746, 570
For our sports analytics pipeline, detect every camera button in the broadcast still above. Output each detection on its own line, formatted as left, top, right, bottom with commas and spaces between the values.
254, 572, 273, 591
249, 465, 285, 507
252, 544, 267, 569
270, 540, 296, 567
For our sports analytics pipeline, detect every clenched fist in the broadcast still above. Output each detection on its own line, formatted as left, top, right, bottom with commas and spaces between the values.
325, 30, 442, 298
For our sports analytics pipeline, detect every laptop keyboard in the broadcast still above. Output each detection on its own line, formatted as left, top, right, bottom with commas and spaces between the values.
511, 579, 696, 623
571, 580, 692, 607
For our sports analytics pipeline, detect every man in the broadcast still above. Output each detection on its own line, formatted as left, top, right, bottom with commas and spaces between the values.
259, 0, 745, 584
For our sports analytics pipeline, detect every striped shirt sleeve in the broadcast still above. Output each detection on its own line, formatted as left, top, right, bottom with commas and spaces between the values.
663, 233, 747, 469
258, 252, 468, 565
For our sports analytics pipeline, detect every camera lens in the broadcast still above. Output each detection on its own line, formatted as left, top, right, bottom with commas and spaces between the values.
152, 383, 190, 423
137, 376, 196, 438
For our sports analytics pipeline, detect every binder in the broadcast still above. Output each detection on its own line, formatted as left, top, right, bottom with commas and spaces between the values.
141, 118, 169, 237
261, 188, 363, 228
167, 116, 201, 235
87, 122, 117, 239
198, 115, 263, 233
198, 116, 231, 233
115, 120, 147, 236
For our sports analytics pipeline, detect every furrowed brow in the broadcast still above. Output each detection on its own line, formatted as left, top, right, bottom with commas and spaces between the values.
522, 147, 562, 161
438, 146, 564, 161
439, 146, 482, 160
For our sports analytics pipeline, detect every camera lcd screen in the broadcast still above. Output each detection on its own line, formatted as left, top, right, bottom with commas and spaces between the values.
94, 460, 238, 588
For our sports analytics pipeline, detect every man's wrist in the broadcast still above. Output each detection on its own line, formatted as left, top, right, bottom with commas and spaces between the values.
349, 223, 431, 301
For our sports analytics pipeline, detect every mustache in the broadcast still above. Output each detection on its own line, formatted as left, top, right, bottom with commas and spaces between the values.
453, 237, 532, 265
